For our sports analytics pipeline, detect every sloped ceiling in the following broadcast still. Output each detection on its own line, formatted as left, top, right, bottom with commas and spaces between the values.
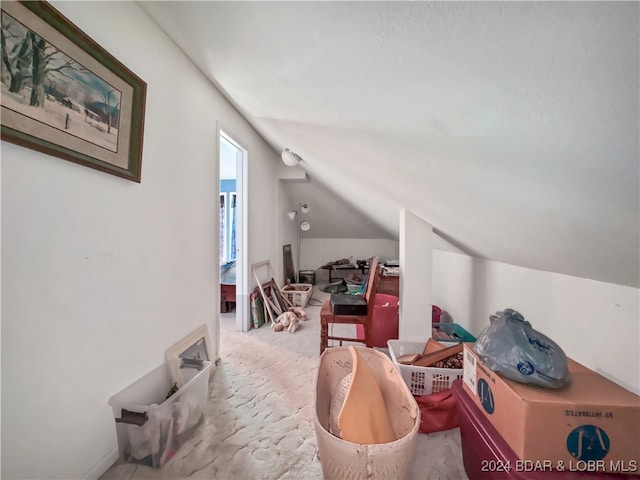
140, 1, 639, 287
283, 179, 393, 239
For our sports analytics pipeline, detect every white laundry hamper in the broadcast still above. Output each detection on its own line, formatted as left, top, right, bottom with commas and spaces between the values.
313, 346, 420, 479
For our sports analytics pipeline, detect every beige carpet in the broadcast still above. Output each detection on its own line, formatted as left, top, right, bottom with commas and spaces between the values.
100, 286, 468, 480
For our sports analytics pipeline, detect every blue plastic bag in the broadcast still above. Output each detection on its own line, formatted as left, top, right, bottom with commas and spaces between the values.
474, 309, 571, 389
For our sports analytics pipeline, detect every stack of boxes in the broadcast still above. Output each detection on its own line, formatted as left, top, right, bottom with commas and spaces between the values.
455, 343, 640, 479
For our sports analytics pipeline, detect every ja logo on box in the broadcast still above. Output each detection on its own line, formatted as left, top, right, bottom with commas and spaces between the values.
477, 378, 495, 414
567, 425, 610, 461
517, 361, 535, 375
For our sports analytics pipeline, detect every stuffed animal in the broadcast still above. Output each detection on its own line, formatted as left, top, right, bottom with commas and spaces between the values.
287, 315, 300, 333
288, 306, 308, 321
273, 311, 299, 333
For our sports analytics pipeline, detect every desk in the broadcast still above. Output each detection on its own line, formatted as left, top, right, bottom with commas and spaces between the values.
322, 263, 369, 283
220, 284, 236, 312
220, 264, 236, 313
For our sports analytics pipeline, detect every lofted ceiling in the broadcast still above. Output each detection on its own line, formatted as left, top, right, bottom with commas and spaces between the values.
140, 1, 639, 288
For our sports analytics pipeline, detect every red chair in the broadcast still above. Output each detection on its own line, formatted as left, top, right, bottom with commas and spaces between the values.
356, 293, 399, 348
319, 257, 380, 354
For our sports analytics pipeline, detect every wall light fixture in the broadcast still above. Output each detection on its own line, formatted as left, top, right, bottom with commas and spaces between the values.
281, 148, 302, 167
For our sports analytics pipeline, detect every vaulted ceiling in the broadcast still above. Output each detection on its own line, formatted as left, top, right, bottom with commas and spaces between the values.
141, 1, 639, 288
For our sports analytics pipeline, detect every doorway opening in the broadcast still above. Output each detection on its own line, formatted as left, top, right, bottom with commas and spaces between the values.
218, 128, 249, 343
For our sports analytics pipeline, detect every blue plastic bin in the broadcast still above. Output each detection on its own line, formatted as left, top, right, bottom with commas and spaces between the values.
432, 323, 476, 342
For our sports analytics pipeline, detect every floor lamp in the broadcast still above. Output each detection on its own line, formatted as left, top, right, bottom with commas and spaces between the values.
288, 203, 310, 282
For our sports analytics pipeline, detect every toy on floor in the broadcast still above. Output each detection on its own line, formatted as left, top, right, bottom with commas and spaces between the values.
288, 306, 307, 321
272, 311, 300, 333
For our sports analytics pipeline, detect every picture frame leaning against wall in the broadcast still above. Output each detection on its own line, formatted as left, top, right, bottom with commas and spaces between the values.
166, 323, 216, 387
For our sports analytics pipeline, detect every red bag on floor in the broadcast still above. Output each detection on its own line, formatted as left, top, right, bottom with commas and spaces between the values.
414, 389, 459, 434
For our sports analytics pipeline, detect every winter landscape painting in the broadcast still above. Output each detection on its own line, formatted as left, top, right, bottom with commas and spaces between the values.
0, 1, 146, 182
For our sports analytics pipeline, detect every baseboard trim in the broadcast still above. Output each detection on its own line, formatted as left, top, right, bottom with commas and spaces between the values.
84, 447, 119, 480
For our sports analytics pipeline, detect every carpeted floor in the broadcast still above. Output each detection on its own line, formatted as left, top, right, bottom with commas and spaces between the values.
100, 285, 468, 480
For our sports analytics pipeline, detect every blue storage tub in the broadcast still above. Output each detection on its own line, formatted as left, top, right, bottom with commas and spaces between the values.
432, 323, 476, 342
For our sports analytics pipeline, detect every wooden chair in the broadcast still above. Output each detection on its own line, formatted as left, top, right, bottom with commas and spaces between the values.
320, 257, 381, 354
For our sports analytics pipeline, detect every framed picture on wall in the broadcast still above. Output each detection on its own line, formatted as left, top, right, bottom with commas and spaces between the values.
166, 324, 216, 386
1, 1, 146, 182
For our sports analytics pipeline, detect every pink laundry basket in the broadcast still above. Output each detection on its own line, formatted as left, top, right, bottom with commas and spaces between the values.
356, 294, 399, 348
432, 305, 443, 323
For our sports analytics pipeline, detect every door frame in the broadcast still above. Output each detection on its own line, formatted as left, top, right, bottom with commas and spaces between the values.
217, 125, 250, 349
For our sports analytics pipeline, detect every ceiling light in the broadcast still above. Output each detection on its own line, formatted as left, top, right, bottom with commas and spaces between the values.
281, 148, 302, 167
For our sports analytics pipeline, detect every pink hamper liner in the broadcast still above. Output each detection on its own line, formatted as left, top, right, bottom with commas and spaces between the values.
314, 346, 420, 479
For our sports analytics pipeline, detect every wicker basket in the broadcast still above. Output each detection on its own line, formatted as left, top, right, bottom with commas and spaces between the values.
280, 283, 312, 307
314, 346, 420, 479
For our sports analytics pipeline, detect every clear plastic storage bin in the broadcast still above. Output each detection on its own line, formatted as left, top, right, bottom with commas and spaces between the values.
108, 359, 211, 467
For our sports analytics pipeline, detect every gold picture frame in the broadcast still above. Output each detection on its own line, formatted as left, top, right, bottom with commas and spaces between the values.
1, 1, 146, 182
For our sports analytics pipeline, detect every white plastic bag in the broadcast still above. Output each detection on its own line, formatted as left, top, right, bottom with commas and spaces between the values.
474, 309, 571, 389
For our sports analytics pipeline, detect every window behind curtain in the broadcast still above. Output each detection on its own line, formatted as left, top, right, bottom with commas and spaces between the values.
219, 191, 237, 263
219, 194, 226, 263
230, 193, 237, 260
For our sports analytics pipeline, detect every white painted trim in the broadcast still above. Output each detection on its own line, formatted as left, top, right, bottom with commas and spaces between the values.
219, 126, 250, 332
83, 447, 119, 480
214, 125, 222, 360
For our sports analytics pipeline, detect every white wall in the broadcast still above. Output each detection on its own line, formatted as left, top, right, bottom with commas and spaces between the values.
276, 181, 298, 283
301, 238, 399, 278
432, 250, 640, 394
1, 2, 282, 479
276, 165, 307, 283
398, 210, 433, 341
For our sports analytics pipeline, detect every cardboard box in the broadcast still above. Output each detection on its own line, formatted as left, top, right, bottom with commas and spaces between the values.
462, 343, 640, 474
